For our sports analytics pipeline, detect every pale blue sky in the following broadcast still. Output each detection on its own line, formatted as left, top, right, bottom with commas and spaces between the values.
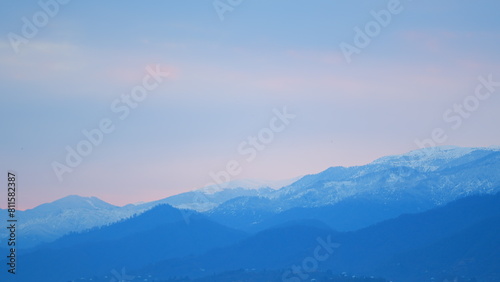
1, 0, 500, 209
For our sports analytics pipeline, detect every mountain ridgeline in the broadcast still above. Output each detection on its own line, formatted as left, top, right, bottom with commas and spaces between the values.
207, 146, 500, 232
1, 146, 499, 281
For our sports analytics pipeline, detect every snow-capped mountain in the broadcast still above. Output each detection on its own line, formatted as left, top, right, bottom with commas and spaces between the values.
271, 146, 500, 207
0, 178, 297, 248
370, 145, 493, 171
152, 178, 300, 211
6, 146, 500, 248
198, 178, 301, 194
207, 146, 500, 230
0, 195, 150, 248
151, 186, 274, 212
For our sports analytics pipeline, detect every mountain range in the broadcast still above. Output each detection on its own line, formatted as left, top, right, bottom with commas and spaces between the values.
1, 146, 500, 281
207, 145, 500, 232
3, 146, 499, 249
0, 179, 292, 248
140, 192, 500, 282
5, 190, 500, 281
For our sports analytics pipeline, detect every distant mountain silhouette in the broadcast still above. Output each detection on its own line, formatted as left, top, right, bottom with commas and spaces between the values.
139, 192, 500, 281
5, 146, 500, 250
3, 147, 500, 282
380, 215, 500, 281
207, 146, 500, 232
8, 204, 246, 282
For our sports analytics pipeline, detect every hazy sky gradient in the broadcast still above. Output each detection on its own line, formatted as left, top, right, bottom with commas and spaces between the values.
1, 0, 500, 209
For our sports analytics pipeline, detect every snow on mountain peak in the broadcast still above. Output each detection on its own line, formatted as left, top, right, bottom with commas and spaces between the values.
33, 195, 117, 211
371, 146, 482, 171
199, 177, 301, 194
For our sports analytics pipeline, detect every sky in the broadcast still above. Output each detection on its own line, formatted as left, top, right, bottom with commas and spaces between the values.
1, 0, 500, 209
